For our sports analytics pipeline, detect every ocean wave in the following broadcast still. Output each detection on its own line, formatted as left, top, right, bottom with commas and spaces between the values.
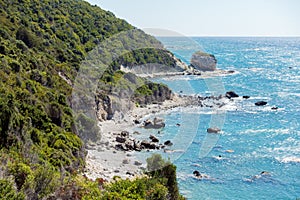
277, 92, 300, 98
243, 128, 290, 134
277, 156, 300, 163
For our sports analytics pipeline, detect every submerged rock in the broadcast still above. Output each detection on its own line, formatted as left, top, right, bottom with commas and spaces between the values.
255, 101, 267, 106
207, 127, 221, 133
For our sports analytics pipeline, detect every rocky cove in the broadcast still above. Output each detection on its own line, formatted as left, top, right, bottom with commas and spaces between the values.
82, 50, 243, 181
84, 93, 234, 180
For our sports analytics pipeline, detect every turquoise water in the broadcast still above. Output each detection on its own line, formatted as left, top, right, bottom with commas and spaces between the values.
144, 37, 300, 199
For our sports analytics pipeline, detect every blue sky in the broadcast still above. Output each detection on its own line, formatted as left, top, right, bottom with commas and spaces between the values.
87, 0, 300, 36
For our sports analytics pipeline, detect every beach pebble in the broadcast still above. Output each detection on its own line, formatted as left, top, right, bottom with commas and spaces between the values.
123, 159, 129, 164
134, 161, 143, 166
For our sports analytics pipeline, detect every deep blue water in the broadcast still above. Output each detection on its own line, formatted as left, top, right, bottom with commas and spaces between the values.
138, 37, 300, 199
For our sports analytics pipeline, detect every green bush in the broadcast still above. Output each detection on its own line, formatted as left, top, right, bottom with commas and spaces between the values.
0, 179, 25, 200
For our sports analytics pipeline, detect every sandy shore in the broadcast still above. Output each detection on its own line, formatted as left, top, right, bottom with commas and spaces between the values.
83, 94, 190, 181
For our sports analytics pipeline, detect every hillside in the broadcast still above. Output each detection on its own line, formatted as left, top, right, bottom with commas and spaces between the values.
0, 0, 185, 199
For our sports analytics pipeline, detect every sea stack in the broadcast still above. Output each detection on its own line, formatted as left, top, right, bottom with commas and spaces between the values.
190, 51, 217, 71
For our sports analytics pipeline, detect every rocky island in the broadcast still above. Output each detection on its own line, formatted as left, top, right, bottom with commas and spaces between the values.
190, 51, 217, 71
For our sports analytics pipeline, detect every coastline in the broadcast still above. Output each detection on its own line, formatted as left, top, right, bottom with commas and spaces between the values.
83, 94, 187, 180
84, 93, 229, 181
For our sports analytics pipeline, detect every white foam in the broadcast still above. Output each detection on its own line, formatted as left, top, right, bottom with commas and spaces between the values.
279, 156, 300, 163
244, 128, 290, 134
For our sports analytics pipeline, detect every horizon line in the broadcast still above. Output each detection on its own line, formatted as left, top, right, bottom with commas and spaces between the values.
154, 35, 300, 38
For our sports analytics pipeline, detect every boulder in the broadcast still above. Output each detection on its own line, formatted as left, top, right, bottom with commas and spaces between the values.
134, 160, 143, 166
164, 140, 173, 146
193, 170, 201, 177
190, 51, 217, 71
225, 91, 239, 99
149, 143, 157, 149
116, 136, 126, 143
207, 127, 221, 133
255, 101, 267, 106
115, 144, 126, 151
144, 118, 165, 129
133, 119, 141, 124
133, 141, 141, 151
149, 135, 159, 143
125, 140, 134, 150
121, 131, 129, 137
271, 106, 278, 110
141, 140, 151, 149
122, 159, 129, 164
243, 95, 250, 99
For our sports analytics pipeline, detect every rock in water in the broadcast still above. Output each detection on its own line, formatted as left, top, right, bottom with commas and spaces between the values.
149, 135, 159, 143
193, 170, 201, 177
207, 127, 221, 133
243, 95, 250, 99
255, 101, 267, 106
144, 118, 165, 129
225, 91, 239, 98
190, 51, 217, 71
164, 140, 173, 146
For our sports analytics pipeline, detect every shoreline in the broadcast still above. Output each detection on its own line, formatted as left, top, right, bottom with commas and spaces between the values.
83, 93, 229, 181
132, 68, 237, 78
83, 94, 188, 180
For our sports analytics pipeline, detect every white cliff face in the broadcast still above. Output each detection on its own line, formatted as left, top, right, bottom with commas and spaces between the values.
190, 51, 217, 71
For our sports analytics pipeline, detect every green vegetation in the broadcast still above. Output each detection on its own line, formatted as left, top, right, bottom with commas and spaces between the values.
192, 51, 211, 56
0, 0, 184, 199
111, 48, 177, 69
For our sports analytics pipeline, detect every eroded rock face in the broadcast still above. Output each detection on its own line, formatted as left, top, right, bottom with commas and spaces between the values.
96, 93, 113, 121
190, 51, 217, 71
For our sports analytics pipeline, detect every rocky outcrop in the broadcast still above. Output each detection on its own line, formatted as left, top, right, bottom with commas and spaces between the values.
190, 51, 217, 71
134, 83, 173, 106
96, 93, 114, 121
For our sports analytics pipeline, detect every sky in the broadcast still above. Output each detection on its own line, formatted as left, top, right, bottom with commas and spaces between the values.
87, 0, 300, 36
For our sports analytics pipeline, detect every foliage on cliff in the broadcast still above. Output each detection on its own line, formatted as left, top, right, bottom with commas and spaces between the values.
0, 0, 184, 199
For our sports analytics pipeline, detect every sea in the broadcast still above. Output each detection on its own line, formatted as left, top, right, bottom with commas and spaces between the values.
135, 37, 300, 200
